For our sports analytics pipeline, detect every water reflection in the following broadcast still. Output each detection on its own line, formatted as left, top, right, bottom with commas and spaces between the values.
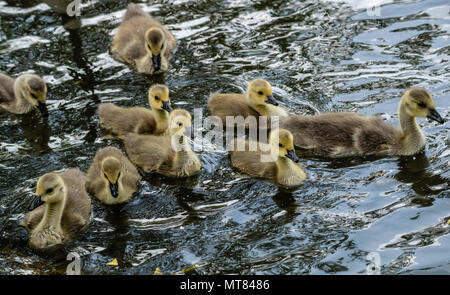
395, 152, 448, 197
173, 187, 207, 225
40, 0, 98, 95
99, 205, 131, 267
3, 0, 38, 8
18, 113, 52, 154
66, 29, 97, 96
40, 0, 81, 30
142, 172, 201, 189
305, 154, 386, 169
271, 188, 298, 224
144, 72, 167, 85
44, 0, 103, 144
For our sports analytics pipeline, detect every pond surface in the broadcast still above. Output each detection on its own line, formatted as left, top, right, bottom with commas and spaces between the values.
0, 0, 449, 275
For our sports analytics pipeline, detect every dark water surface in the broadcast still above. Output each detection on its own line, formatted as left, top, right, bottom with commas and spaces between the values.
0, 0, 449, 274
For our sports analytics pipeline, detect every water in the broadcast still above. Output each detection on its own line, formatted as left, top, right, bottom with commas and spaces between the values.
0, 0, 449, 275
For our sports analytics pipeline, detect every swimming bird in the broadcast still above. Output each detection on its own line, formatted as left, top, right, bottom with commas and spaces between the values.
21, 169, 91, 250
279, 87, 445, 157
98, 84, 172, 138
86, 147, 141, 205
208, 79, 288, 128
124, 109, 202, 177
0, 73, 48, 116
110, 3, 177, 74
229, 129, 306, 186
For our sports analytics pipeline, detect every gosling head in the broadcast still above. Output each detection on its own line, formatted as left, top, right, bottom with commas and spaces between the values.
169, 109, 192, 137
246, 79, 279, 108
101, 157, 121, 198
29, 173, 65, 211
402, 87, 444, 123
148, 84, 171, 113
145, 28, 166, 72
17, 74, 48, 117
269, 129, 299, 163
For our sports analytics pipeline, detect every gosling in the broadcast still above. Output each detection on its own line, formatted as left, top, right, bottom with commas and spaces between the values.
110, 3, 177, 74
208, 79, 288, 127
98, 84, 172, 138
21, 169, 91, 250
86, 147, 141, 205
0, 73, 48, 116
229, 129, 306, 187
279, 87, 445, 157
124, 109, 202, 177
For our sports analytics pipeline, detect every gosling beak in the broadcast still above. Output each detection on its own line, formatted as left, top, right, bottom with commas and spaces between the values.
109, 182, 119, 198
28, 195, 44, 211
152, 54, 161, 71
285, 149, 299, 163
37, 102, 49, 117
427, 109, 444, 124
266, 95, 279, 106
162, 101, 172, 113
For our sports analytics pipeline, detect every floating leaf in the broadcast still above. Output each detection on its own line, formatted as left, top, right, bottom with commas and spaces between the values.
107, 258, 118, 266
153, 268, 163, 275
172, 264, 197, 275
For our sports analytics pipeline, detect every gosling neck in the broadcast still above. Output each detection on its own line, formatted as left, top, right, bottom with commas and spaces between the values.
276, 156, 296, 173
275, 156, 306, 186
38, 191, 66, 231
13, 77, 34, 113
398, 100, 425, 154
171, 133, 192, 153
246, 94, 269, 116
153, 108, 170, 133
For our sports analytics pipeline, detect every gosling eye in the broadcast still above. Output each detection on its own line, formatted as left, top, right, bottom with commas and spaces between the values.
45, 188, 53, 195
104, 173, 108, 179
258, 91, 263, 95
178, 122, 183, 127
155, 96, 160, 101
147, 44, 152, 51
417, 101, 426, 108
31, 93, 37, 99
279, 143, 283, 148
160, 43, 164, 50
